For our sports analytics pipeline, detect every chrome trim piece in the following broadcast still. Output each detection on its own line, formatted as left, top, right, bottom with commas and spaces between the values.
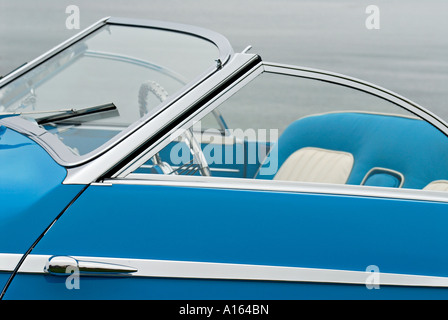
107, 17, 233, 67
241, 45, 253, 54
0, 254, 22, 273
105, 175, 448, 204
1, 253, 448, 288
0, 116, 80, 161
138, 165, 240, 174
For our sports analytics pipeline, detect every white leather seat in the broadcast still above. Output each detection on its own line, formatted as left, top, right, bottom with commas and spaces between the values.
423, 180, 448, 192
273, 147, 354, 184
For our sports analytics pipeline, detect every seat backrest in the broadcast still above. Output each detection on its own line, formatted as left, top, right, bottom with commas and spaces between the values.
423, 180, 448, 192
257, 112, 448, 189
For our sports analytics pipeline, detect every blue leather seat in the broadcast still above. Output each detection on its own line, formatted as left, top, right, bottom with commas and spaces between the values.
257, 112, 448, 189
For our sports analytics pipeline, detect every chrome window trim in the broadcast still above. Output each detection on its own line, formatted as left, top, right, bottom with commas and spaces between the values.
139, 165, 241, 174
0, 17, 234, 167
2, 253, 448, 288
107, 17, 233, 66
263, 63, 448, 138
104, 174, 448, 204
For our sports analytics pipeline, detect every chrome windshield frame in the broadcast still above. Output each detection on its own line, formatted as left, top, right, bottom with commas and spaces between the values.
0, 17, 234, 167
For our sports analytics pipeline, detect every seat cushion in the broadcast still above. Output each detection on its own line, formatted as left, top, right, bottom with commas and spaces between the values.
274, 147, 354, 184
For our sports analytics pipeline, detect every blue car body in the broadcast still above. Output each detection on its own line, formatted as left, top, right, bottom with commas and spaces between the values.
1, 17, 448, 300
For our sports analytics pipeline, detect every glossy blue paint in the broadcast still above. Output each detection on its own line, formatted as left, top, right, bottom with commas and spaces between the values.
0, 274, 12, 295
11, 183, 448, 299
0, 126, 84, 290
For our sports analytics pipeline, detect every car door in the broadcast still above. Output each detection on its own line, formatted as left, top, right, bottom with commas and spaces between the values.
5, 62, 448, 300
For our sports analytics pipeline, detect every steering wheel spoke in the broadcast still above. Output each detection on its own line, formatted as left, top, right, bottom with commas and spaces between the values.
139, 80, 211, 177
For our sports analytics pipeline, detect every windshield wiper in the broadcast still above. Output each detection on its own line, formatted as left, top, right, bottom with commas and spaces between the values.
37, 102, 118, 125
0, 103, 119, 125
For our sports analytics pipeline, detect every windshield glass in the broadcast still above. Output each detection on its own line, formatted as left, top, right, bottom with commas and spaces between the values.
0, 24, 220, 157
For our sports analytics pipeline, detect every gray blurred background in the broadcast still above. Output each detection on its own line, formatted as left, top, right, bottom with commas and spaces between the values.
0, 0, 447, 118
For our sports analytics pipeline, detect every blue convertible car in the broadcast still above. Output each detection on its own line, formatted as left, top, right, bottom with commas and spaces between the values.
1, 17, 448, 300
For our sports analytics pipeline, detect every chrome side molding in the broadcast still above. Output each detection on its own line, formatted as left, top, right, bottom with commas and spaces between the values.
0, 253, 447, 288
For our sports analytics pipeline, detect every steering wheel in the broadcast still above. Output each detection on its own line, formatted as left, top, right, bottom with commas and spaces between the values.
138, 81, 211, 176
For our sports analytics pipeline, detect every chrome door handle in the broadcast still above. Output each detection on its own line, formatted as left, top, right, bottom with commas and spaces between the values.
45, 256, 138, 276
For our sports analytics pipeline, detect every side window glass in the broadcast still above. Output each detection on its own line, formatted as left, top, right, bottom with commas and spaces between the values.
130, 71, 448, 192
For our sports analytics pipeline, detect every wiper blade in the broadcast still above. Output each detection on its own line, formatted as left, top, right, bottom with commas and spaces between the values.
37, 103, 118, 125
0, 103, 119, 124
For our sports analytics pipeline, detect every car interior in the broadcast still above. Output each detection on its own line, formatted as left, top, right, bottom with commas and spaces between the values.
134, 110, 448, 192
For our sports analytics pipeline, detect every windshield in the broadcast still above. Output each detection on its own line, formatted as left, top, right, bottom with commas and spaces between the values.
0, 23, 220, 157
